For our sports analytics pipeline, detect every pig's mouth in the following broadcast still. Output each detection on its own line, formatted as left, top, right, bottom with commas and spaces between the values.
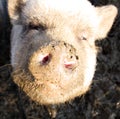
12, 41, 88, 105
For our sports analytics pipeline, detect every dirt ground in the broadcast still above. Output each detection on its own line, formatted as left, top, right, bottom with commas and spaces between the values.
0, 0, 120, 119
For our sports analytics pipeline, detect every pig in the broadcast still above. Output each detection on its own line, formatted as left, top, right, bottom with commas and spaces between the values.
8, 0, 117, 105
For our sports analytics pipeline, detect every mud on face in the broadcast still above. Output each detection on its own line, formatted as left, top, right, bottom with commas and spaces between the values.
12, 41, 89, 104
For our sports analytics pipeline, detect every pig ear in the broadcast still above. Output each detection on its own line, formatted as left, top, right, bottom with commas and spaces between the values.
8, 0, 26, 24
95, 5, 118, 39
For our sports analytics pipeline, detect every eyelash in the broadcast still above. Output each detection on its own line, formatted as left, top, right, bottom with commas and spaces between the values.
28, 24, 47, 31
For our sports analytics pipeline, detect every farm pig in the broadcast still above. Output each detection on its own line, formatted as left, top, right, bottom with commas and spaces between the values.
8, 0, 117, 105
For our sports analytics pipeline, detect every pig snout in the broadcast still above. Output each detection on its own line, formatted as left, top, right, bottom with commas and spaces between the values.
29, 41, 79, 78
38, 53, 75, 69
22, 41, 86, 104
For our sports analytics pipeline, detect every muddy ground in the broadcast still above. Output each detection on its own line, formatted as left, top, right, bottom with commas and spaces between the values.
0, 0, 120, 119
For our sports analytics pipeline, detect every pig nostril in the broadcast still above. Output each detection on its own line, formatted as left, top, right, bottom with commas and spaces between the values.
64, 61, 75, 69
40, 54, 51, 65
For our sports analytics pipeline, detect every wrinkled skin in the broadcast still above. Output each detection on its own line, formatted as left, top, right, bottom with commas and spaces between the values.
8, 0, 117, 105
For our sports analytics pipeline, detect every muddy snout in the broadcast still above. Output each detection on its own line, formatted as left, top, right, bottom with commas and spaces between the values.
19, 41, 85, 104
12, 41, 87, 104
29, 41, 79, 80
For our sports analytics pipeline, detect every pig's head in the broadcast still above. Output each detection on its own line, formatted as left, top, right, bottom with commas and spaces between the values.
8, 0, 117, 105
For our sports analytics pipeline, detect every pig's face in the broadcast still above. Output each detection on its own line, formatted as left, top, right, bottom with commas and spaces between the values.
8, 0, 117, 104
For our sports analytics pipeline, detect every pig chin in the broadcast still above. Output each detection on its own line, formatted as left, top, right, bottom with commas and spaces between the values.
12, 41, 94, 105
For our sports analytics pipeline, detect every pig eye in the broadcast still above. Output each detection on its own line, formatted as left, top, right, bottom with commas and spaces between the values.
28, 24, 47, 31
81, 36, 87, 40
77, 35, 87, 41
